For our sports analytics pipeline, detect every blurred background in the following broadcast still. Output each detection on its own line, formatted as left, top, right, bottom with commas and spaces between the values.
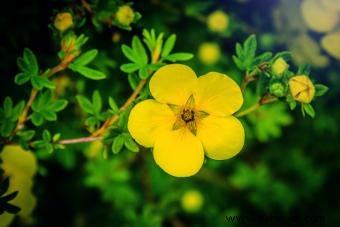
0, 0, 339, 226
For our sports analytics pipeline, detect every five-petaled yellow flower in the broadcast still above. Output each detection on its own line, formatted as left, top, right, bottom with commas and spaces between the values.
128, 64, 244, 177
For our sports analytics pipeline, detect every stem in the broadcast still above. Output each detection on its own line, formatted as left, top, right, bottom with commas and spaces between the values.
235, 95, 277, 117
90, 79, 147, 137
15, 62, 69, 132
58, 136, 102, 144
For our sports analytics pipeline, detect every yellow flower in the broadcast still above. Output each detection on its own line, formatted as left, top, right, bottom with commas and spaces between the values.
271, 57, 289, 75
301, 0, 338, 33
207, 10, 229, 33
198, 42, 221, 65
116, 5, 135, 27
181, 189, 204, 213
289, 75, 315, 103
0, 145, 37, 227
54, 12, 73, 32
128, 64, 244, 177
321, 31, 340, 60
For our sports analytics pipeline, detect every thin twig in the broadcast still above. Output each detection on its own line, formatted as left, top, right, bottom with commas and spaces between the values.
235, 95, 277, 117
58, 136, 102, 144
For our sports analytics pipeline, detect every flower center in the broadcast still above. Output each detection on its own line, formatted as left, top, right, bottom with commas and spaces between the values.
181, 109, 195, 123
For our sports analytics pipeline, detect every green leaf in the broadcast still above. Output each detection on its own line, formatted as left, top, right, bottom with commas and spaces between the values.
124, 135, 139, 152
39, 77, 55, 89
0, 121, 14, 137
23, 48, 39, 75
138, 66, 149, 79
314, 84, 329, 97
121, 45, 139, 63
40, 110, 57, 121
109, 97, 119, 113
11, 100, 25, 121
244, 34, 257, 58
17, 130, 35, 141
297, 63, 311, 75
76, 96, 93, 114
232, 56, 245, 70
163, 52, 193, 62
31, 76, 45, 89
161, 34, 176, 57
112, 134, 125, 154
120, 63, 140, 73
31, 112, 44, 126
73, 49, 98, 66
14, 73, 30, 85
132, 36, 148, 64
43, 130, 51, 141
3, 97, 13, 116
32, 91, 52, 111
69, 64, 106, 80
92, 90, 102, 114
49, 100, 68, 112
128, 74, 140, 89
303, 103, 315, 118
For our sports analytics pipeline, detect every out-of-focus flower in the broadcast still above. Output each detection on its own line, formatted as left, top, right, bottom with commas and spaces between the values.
0, 145, 37, 227
112, 33, 121, 43
301, 0, 338, 33
116, 5, 135, 27
207, 10, 229, 33
85, 140, 104, 158
289, 75, 315, 103
271, 57, 289, 75
198, 42, 221, 65
320, 0, 340, 13
321, 30, 340, 60
54, 12, 73, 32
181, 189, 204, 213
128, 64, 244, 177
289, 34, 329, 68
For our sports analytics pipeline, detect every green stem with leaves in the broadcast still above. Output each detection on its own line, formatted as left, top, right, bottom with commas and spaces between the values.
235, 95, 278, 117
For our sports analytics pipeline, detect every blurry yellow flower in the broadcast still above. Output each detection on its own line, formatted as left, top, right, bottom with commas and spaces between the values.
198, 42, 221, 65
271, 57, 289, 75
85, 140, 104, 158
181, 189, 204, 213
128, 64, 244, 177
321, 31, 340, 60
289, 75, 315, 103
54, 12, 73, 32
0, 145, 37, 227
207, 10, 229, 33
321, 0, 340, 13
116, 5, 135, 27
301, 0, 338, 33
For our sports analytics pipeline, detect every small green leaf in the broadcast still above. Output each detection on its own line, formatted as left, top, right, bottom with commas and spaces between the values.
49, 100, 68, 112
124, 135, 139, 152
23, 48, 39, 75
163, 52, 193, 62
109, 97, 119, 113
69, 64, 106, 80
76, 96, 94, 114
161, 34, 176, 57
303, 103, 315, 118
297, 63, 311, 75
92, 90, 102, 114
244, 34, 257, 58
314, 84, 329, 97
31, 112, 44, 126
73, 49, 98, 66
112, 134, 125, 154
122, 45, 139, 63
132, 36, 148, 64
232, 56, 244, 70
31, 76, 45, 89
17, 130, 35, 141
40, 110, 57, 121
14, 73, 30, 85
128, 74, 140, 89
138, 66, 149, 79
3, 97, 13, 116
120, 63, 140, 73
43, 130, 51, 141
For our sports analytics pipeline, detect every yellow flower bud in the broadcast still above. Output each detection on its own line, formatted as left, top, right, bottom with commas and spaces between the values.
54, 12, 73, 32
198, 42, 221, 65
289, 75, 315, 103
116, 5, 135, 27
207, 10, 229, 33
181, 189, 204, 213
272, 57, 289, 75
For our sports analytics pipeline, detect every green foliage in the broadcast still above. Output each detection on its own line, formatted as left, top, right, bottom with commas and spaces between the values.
31, 91, 68, 126
0, 97, 25, 137
0, 178, 20, 214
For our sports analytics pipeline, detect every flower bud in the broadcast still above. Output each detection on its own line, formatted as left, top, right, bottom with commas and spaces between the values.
272, 57, 289, 75
207, 10, 229, 33
289, 75, 315, 103
54, 12, 73, 32
181, 189, 204, 213
116, 5, 135, 27
198, 42, 221, 65
269, 82, 285, 97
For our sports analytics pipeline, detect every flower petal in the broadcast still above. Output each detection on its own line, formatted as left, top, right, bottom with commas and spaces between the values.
193, 72, 243, 116
149, 64, 197, 105
153, 128, 204, 177
128, 99, 175, 147
197, 115, 244, 160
